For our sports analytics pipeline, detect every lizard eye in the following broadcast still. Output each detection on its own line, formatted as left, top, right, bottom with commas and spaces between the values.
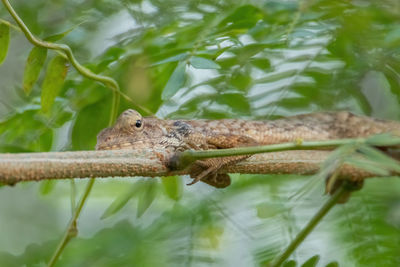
135, 120, 142, 128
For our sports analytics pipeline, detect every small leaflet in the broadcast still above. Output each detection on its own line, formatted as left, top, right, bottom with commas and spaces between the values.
41, 55, 68, 113
0, 23, 10, 65
23, 47, 47, 95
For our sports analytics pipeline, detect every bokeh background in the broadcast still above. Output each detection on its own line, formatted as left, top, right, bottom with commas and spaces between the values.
0, 0, 400, 266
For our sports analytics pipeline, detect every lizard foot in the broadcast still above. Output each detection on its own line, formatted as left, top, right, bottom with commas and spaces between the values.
185, 134, 257, 188
203, 174, 231, 188
187, 158, 231, 188
188, 171, 231, 188
187, 162, 215, 185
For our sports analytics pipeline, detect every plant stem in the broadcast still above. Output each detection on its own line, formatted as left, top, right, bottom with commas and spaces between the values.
0, 18, 21, 31
177, 135, 400, 168
1, 0, 156, 116
177, 138, 364, 168
269, 186, 347, 267
47, 178, 95, 267
188, 138, 368, 159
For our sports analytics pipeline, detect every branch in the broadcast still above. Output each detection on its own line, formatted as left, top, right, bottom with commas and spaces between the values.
172, 134, 400, 170
269, 185, 347, 267
0, 149, 394, 184
175, 138, 365, 168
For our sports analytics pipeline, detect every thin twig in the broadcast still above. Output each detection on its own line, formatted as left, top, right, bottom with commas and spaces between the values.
176, 136, 400, 168
47, 179, 95, 267
0, 18, 21, 31
269, 186, 347, 267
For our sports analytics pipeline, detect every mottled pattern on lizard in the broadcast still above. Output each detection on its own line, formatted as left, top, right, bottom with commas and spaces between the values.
96, 109, 400, 188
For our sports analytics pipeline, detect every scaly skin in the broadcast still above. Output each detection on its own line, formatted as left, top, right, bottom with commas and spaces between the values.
96, 109, 400, 187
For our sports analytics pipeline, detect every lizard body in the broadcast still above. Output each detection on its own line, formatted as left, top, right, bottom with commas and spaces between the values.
96, 109, 400, 187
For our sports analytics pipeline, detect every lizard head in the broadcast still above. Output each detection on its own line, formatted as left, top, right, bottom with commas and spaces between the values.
95, 109, 167, 150
114, 109, 144, 134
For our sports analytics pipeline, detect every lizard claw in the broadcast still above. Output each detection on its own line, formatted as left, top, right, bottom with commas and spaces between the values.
187, 164, 215, 185
187, 159, 231, 188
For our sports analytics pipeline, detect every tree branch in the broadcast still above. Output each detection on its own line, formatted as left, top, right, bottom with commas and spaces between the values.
0, 149, 393, 184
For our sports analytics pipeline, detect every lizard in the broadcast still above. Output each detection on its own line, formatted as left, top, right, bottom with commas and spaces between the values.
96, 109, 400, 189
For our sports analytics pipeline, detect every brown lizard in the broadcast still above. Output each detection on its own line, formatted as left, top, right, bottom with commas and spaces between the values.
96, 109, 400, 188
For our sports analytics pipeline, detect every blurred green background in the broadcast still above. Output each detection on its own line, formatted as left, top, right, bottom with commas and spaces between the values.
1, 0, 400, 266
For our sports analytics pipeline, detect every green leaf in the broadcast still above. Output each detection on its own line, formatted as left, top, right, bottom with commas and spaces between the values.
345, 157, 390, 176
325, 261, 339, 267
282, 260, 297, 267
44, 25, 78, 42
219, 5, 263, 30
151, 52, 188, 66
357, 145, 400, 172
250, 58, 271, 70
161, 176, 183, 201
101, 180, 158, 219
0, 109, 53, 152
161, 61, 186, 100
233, 43, 270, 63
136, 180, 158, 218
50, 109, 73, 128
190, 56, 220, 69
41, 56, 68, 113
23, 47, 48, 95
101, 182, 144, 219
0, 23, 10, 65
39, 180, 56, 195
301, 255, 320, 267
72, 99, 110, 150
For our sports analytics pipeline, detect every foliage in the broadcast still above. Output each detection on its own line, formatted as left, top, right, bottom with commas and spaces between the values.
0, 0, 400, 266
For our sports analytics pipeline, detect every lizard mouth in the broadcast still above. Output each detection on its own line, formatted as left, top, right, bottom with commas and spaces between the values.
96, 139, 157, 150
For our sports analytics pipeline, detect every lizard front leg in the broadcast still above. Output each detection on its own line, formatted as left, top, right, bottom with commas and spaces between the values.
187, 135, 259, 188
188, 156, 248, 188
